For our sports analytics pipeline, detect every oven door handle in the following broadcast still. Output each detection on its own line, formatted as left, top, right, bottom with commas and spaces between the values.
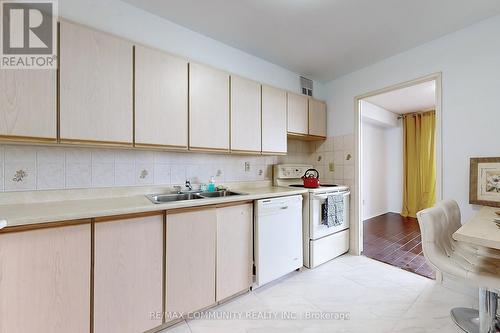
313, 191, 350, 200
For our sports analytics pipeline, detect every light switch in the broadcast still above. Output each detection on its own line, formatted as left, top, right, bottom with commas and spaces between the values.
329, 162, 335, 172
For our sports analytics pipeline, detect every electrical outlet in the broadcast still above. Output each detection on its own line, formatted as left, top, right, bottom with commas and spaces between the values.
244, 162, 250, 172
329, 162, 335, 172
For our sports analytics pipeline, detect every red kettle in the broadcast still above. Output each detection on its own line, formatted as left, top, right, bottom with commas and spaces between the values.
302, 169, 320, 188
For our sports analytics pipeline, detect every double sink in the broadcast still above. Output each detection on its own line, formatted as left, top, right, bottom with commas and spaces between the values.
146, 190, 247, 204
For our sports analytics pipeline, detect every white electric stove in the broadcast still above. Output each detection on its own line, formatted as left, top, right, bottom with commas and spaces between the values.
274, 164, 350, 268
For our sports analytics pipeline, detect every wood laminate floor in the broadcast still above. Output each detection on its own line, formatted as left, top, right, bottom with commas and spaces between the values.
363, 212, 435, 279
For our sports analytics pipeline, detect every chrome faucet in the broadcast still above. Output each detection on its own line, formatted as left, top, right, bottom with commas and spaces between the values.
185, 180, 193, 191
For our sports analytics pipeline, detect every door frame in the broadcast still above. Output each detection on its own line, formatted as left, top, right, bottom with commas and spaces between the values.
352, 72, 443, 255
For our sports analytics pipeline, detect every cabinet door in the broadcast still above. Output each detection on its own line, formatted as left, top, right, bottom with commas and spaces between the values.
287, 92, 308, 135
189, 63, 229, 151
166, 209, 216, 318
0, 69, 56, 141
216, 204, 253, 301
94, 214, 164, 333
262, 85, 287, 154
0, 224, 91, 333
135, 45, 188, 149
308, 99, 327, 137
230, 76, 261, 153
60, 21, 133, 145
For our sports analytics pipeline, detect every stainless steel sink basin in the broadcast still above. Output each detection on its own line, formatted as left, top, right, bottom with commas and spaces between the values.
146, 193, 204, 204
198, 191, 247, 198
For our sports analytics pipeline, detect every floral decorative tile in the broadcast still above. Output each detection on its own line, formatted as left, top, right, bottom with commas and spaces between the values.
135, 163, 154, 185
5, 162, 36, 191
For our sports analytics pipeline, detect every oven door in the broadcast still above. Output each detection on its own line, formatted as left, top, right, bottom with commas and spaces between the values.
309, 191, 350, 240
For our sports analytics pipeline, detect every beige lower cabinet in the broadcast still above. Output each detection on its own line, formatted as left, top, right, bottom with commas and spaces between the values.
0, 224, 91, 333
166, 208, 217, 319
93, 213, 164, 333
216, 204, 253, 301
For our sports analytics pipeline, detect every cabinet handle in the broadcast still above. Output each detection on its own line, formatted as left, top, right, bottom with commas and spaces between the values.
280, 206, 288, 210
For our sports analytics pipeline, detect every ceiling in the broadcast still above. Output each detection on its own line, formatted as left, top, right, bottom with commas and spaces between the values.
364, 80, 436, 114
121, 0, 500, 82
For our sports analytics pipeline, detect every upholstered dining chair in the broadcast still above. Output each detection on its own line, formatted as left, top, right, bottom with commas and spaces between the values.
417, 201, 500, 333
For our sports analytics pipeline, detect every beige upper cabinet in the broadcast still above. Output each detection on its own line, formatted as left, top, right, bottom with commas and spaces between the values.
287, 92, 309, 135
135, 45, 188, 149
230, 76, 261, 153
0, 224, 91, 333
0, 69, 56, 141
262, 85, 287, 154
189, 63, 230, 151
308, 99, 327, 137
59, 21, 133, 145
216, 204, 253, 302
94, 214, 164, 333
166, 208, 217, 318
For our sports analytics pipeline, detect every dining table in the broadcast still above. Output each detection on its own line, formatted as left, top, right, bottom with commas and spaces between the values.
453, 206, 500, 251
452, 206, 500, 333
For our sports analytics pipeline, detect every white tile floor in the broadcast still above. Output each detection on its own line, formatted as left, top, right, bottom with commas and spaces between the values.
161, 255, 476, 333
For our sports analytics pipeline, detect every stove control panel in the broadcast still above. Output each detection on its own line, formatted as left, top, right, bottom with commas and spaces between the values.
273, 164, 313, 179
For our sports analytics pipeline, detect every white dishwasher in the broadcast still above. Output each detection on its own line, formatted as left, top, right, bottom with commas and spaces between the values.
254, 195, 303, 287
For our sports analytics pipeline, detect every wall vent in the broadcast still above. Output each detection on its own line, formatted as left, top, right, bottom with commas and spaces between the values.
300, 76, 313, 97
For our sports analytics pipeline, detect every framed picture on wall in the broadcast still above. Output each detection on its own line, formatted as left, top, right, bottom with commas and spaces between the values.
470, 157, 500, 207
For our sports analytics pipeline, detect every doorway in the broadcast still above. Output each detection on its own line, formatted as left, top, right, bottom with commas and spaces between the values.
353, 74, 442, 279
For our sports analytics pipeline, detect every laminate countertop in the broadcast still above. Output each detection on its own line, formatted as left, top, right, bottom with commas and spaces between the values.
0, 186, 308, 229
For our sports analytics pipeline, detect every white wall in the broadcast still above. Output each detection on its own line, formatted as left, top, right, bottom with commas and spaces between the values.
362, 102, 403, 220
386, 125, 403, 214
59, 0, 325, 99
361, 101, 399, 127
324, 14, 500, 221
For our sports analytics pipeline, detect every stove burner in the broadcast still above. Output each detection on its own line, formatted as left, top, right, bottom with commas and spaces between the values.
289, 184, 339, 188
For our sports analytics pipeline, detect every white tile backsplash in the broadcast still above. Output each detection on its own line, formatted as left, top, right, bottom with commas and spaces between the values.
92, 162, 115, 187
66, 162, 91, 189
37, 161, 65, 190
0, 141, 304, 192
308, 135, 356, 186
114, 163, 135, 186
66, 148, 91, 164
92, 149, 115, 164
115, 150, 135, 164
135, 151, 155, 164
5, 146, 36, 162
154, 164, 171, 185
170, 164, 187, 185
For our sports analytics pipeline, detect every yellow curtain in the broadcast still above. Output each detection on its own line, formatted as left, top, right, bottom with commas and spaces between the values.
402, 111, 436, 218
